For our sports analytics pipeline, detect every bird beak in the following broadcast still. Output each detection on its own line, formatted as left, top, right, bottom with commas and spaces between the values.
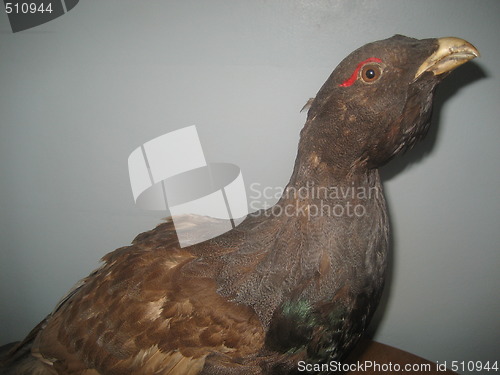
414, 37, 479, 80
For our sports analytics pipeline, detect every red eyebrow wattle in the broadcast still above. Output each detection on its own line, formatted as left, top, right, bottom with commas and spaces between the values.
339, 57, 382, 87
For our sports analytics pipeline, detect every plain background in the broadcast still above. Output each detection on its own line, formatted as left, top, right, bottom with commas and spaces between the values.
0, 1, 498, 374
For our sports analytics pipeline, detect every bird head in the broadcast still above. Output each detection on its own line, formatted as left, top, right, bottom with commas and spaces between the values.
302, 35, 479, 173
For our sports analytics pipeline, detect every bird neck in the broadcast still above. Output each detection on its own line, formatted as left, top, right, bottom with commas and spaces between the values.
210, 134, 388, 328
265, 144, 384, 245
290, 115, 374, 184
286, 142, 374, 195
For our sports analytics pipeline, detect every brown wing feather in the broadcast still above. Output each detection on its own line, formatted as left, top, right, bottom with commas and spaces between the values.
31, 217, 265, 375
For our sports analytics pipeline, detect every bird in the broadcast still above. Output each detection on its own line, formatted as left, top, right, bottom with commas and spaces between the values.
0, 35, 478, 375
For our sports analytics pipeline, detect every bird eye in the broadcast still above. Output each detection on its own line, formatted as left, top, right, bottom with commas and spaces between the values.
360, 64, 382, 83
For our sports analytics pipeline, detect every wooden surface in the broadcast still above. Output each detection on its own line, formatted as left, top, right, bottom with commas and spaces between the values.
345, 339, 458, 374
1, 339, 458, 374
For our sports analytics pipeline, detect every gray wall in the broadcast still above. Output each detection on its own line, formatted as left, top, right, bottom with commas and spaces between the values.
0, 1, 498, 373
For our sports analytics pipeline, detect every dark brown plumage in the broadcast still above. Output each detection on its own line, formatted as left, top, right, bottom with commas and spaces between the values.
0, 35, 478, 375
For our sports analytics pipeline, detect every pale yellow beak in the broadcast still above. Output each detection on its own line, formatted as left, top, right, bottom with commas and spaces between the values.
414, 37, 479, 80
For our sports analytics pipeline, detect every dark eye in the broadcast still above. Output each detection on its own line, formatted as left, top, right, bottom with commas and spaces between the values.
360, 64, 382, 83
